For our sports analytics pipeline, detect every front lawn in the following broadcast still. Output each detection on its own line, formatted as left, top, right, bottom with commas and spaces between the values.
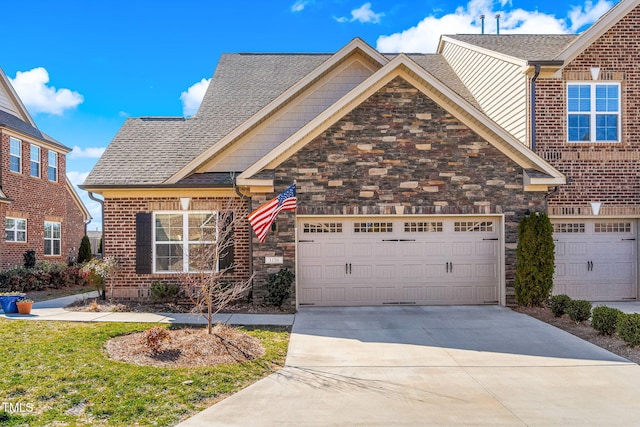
0, 319, 289, 426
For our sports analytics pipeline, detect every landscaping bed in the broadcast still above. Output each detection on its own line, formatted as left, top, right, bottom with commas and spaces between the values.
514, 305, 640, 364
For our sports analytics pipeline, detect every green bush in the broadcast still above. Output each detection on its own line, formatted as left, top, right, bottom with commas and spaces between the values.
566, 299, 592, 323
78, 235, 93, 264
0, 263, 86, 292
515, 212, 555, 306
591, 306, 623, 336
617, 313, 640, 346
265, 268, 295, 308
23, 249, 36, 269
549, 294, 572, 317
150, 281, 181, 302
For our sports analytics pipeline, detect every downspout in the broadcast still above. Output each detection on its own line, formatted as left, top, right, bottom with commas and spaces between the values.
544, 186, 560, 213
233, 176, 254, 302
88, 192, 104, 253
530, 63, 541, 152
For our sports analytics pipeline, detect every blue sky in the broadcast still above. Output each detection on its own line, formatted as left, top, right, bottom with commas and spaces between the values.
2, 0, 617, 230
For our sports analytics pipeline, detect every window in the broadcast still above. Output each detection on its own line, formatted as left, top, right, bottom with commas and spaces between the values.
404, 222, 443, 232
567, 83, 620, 142
553, 223, 585, 233
595, 222, 632, 233
454, 221, 494, 232
303, 223, 343, 233
154, 212, 217, 273
48, 151, 58, 181
9, 137, 21, 173
354, 222, 393, 233
30, 145, 41, 178
44, 221, 61, 256
5, 218, 26, 242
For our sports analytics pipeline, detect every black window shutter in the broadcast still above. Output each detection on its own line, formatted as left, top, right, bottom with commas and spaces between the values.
136, 212, 152, 274
219, 213, 234, 271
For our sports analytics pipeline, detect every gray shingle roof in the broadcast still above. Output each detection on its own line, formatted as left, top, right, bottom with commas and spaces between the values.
84, 51, 482, 187
0, 110, 68, 150
445, 34, 580, 61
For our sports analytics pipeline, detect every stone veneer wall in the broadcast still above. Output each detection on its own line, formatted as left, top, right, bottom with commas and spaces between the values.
535, 6, 640, 216
252, 77, 546, 305
103, 196, 251, 299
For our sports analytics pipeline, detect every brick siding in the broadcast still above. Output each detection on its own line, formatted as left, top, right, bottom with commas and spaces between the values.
0, 131, 85, 269
252, 77, 546, 304
535, 6, 640, 213
103, 196, 251, 298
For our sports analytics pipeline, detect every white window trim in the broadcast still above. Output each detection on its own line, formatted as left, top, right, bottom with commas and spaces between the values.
152, 211, 219, 274
9, 137, 22, 173
30, 145, 41, 178
44, 221, 61, 256
567, 81, 621, 143
48, 151, 58, 182
5, 217, 27, 242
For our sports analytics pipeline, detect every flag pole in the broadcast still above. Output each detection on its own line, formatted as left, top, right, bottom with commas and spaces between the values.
293, 180, 299, 310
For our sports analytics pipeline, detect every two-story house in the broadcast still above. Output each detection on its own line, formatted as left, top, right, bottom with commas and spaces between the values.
83, 0, 640, 306
0, 67, 91, 269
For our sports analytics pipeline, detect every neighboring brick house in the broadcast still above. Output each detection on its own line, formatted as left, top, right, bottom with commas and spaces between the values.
439, 0, 640, 301
81, 0, 640, 306
0, 67, 91, 269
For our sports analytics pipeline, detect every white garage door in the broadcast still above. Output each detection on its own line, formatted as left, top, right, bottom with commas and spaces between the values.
553, 219, 637, 301
297, 216, 501, 306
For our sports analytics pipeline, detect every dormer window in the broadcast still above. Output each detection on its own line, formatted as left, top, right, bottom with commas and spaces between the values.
567, 82, 620, 142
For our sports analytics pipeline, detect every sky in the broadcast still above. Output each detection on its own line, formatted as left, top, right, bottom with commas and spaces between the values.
2, 0, 618, 231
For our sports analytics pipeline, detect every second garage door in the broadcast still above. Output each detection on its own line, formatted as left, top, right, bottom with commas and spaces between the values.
297, 216, 501, 306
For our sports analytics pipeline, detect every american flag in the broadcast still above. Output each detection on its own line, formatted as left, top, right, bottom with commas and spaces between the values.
248, 184, 297, 243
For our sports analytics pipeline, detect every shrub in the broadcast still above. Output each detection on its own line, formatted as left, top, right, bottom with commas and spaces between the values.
140, 326, 171, 354
566, 299, 592, 323
150, 281, 181, 302
265, 268, 295, 308
591, 306, 623, 336
617, 313, 640, 346
78, 235, 93, 264
549, 294, 572, 317
514, 212, 555, 306
23, 250, 36, 269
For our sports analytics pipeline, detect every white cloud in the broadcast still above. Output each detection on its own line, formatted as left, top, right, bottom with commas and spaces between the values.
9, 67, 84, 115
291, 0, 310, 12
69, 146, 106, 159
569, 0, 613, 31
335, 3, 384, 24
376, 0, 610, 53
66, 171, 90, 186
180, 78, 210, 117
118, 111, 130, 118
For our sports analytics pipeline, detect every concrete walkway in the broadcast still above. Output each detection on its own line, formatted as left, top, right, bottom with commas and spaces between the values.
0, 291, 294, 326
178, 306, 640, 427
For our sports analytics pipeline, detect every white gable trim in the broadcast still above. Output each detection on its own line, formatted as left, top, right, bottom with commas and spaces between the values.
555, 0, 640, 66
166, 38, 388, 184
237, 54, 564, 189
0, 66, 36, 127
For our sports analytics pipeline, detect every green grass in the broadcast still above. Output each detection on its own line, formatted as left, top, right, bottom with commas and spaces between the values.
0, 319, 289, 426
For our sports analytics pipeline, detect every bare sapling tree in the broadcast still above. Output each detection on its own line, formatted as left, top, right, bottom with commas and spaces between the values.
179, 202, 253, 334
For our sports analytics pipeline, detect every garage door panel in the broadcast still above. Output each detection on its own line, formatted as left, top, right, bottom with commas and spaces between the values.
553, 219, 637, 301
298, 216, 501, 306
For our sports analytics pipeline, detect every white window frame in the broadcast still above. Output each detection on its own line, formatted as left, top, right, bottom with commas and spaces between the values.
5, 218, 27, 242
567, 81, 621, 143
9, 137, 22, 173
44, 221, 61, 256
152, 211, 218, 273
30, 145, 41, 178
48, 151, 58, 182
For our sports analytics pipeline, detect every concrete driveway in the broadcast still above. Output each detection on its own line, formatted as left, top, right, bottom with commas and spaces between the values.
178, 306, 640, 426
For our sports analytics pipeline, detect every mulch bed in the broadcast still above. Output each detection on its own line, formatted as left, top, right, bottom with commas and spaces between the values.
105, 324, 265, 368
513, 306, 640, 364
65, 298, 295, 314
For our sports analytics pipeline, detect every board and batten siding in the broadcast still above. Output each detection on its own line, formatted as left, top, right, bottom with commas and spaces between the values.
441, 42, 528, 145
205, 58, 376, 172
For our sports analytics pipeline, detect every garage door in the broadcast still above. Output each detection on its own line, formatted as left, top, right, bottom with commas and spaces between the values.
553, 219, 637, 301
297, 216, 501, 306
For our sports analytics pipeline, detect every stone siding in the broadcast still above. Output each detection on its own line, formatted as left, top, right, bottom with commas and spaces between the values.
252, 77, 545, 304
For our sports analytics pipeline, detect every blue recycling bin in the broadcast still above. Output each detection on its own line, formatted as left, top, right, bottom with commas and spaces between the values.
0, 294, 26, 314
